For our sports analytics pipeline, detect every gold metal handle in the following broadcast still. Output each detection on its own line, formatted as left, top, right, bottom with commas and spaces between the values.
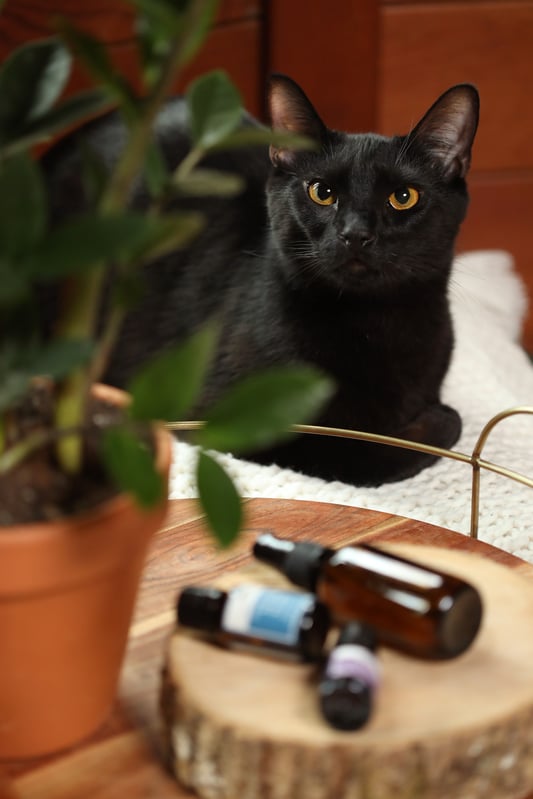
167, 406, 533, 540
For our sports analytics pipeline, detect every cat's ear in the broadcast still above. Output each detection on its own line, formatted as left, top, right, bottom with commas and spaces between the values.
411, 84, 479, 179
268, 74, 327, 170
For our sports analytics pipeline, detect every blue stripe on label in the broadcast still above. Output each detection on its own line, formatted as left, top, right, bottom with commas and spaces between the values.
248, 589, 313, 645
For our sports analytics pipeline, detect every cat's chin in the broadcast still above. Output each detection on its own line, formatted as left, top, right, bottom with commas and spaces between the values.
347, 259, 367, 274
342, 258, 380, 285
338, 262, 393, 294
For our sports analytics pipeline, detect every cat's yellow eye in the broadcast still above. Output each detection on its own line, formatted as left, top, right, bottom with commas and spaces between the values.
388, 187, 420, 211
308, 181, 336, 206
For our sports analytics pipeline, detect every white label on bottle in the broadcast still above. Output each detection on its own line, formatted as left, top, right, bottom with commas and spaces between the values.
221, 584, 314, 646
335, 547, 443, 589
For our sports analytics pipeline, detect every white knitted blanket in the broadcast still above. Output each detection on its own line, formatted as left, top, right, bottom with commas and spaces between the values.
169, 250, 533, 562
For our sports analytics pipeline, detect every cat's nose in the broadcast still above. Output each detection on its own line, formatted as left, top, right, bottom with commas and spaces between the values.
338, 219, 375, 248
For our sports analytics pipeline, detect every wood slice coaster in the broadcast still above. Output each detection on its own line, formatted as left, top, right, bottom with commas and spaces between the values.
161, 545, 533, 799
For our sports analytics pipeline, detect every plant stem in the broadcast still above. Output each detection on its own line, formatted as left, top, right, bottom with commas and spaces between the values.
172, 146, 206, 182
54, 0, 215, 473
0, 428, 60, 474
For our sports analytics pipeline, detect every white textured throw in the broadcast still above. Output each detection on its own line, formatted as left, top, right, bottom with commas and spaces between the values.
169, 251, 533, 562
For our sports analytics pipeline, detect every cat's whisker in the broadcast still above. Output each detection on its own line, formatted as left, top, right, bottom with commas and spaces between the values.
280, 244, 323, 284
448, 265, 499, 310
448, 276, 475, 308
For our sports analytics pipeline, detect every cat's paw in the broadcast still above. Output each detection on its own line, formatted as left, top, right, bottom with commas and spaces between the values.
402, 403, 461, 451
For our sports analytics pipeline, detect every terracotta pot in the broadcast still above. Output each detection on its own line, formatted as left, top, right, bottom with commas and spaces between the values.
0, 385, 172, 760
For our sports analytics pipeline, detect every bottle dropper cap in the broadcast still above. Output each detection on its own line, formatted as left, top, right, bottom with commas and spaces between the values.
177, 586, 224, 632
338, 621, 377, 650
253, 533, 330, 591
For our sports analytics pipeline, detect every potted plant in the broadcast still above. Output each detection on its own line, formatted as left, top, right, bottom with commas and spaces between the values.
0, 0, 332, 759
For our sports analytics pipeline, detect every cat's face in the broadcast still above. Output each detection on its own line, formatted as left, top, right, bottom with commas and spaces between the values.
267, 77, 479, 297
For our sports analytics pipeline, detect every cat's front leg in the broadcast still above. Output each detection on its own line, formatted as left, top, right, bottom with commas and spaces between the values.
371, 402, 461, 483
244, 402, 462, 486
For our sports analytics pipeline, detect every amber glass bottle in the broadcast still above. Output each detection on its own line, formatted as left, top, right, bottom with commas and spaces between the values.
253, 533, 483, 659
177, 583, 330, 661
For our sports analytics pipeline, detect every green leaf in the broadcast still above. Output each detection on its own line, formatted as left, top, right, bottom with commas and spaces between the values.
128, 0, 185, 30
196, 450, 242, 547
110, 271, 145, 311
2, 90, 111, 156
128, 323, 218, 422
198, 366, 335, 454
0, 258, 31, 307
26, 210, 203, 282
131, 0, 184, 86
119, 211, 204, 266
23, 212, 165, 279
177, 0, 219, 68
144, 141, 169, 196
0, 154, 46, 257
102, 426, 164, 507
0, 38, 71, 138
79, 137, 110, 208
0, 338, 93, 412
128, 0, 218, 88
30, 338, 94, 379
174, 168, 244, 197
0, 372, 30, 414
187, 70, 243, 149
59, 24, 134, 111
208, 127, 316, 153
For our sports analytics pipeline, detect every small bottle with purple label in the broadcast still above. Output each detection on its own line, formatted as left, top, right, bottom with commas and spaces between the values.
319, 621, 380, 730
177, 583, 330, 661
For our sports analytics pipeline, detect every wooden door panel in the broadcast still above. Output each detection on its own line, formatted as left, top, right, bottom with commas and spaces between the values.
378, 2, 533, 172
267, 0, 379, 132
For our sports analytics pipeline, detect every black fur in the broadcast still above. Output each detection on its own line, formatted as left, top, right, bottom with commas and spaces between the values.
41, 76, 479, 485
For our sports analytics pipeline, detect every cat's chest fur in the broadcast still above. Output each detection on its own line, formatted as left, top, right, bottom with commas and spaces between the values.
211, 257, 452, 427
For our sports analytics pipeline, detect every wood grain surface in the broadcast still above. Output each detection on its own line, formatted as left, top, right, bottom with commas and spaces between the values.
3, 498, 533, 798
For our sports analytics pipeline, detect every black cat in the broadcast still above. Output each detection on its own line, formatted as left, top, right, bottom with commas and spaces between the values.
42, 75, 479, 485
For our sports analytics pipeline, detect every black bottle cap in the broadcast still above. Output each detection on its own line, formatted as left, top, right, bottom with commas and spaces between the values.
252, 532, 293, 569
283, 542, 329, 590
319, 678, 372, 731
177, 586, 224, 632
253, 533, 329, 591
337, 621, 377, 652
